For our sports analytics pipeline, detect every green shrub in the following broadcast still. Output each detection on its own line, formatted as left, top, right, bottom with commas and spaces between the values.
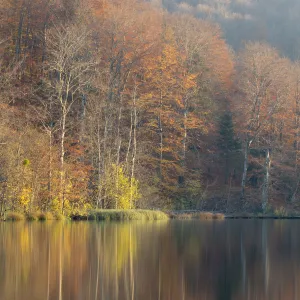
5, 212, 25, 221
38, 213, 47, 221
87, 213, 96, 221
38, 212, 55, 221
274, 207, 287, 217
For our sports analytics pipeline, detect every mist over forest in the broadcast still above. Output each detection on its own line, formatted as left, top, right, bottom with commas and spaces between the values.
152, 0, 300, 59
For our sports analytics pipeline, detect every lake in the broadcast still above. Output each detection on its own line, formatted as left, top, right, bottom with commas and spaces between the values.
0, 220, 299, 300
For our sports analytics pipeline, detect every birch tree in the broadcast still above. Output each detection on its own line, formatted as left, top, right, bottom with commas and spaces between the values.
235, 42, 290, 210
46, 23, 94, 213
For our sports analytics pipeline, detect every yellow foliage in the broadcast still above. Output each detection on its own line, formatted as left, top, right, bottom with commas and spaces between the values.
50, 197, 73, 216
19, 187, 32, 212
104, 164, 140, 209
183, 73, 197, 89
50, 197, 61, 213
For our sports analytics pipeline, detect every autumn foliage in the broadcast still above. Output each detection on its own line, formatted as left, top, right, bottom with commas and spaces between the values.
1, 0, 299, 215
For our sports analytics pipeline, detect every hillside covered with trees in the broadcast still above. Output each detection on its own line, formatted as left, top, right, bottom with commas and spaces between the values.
0, 0, 299, 216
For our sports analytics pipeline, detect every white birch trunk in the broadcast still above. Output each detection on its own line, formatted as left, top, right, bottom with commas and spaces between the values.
262, 149, 271, 213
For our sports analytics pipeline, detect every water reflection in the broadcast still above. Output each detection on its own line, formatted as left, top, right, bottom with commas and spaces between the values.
0, 220, 300, 300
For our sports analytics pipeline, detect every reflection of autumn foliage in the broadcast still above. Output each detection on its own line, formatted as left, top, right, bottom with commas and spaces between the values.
1, 221, 300, 300
100, 223, 137, 277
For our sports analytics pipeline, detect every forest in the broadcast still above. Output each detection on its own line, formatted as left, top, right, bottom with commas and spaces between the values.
0, 0, 300, 217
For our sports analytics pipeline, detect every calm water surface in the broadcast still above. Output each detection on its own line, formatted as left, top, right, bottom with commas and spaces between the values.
0, 220, 299, 300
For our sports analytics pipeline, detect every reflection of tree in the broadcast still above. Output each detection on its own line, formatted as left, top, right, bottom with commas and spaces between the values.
136, 220, 300, 300
99, 223, 137, 277
1, 221, 300, 299
0, 222, 90, 300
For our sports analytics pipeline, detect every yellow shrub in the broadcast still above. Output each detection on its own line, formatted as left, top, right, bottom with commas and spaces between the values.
19, 187, 32, 212
104, 164, 140, 209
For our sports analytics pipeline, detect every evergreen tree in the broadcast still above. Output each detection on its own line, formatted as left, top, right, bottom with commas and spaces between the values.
218, 113, 241, 184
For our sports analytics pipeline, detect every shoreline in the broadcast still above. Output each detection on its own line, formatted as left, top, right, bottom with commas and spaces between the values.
2, 210, 300, 221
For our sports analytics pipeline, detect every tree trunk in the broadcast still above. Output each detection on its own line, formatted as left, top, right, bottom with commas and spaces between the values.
115, 104, 123, 209
158, 90, 163, 180
60, 109, 66, 214
16, 3, 25, 61
79, 94, 87, 143
181, 109, 187, 185
241, 139, 251, 200
48, 128, 52, 211
224, 154, 229, 185
125, 110, 133, 167
183, 110, 187, 165
130, 92, 137, 209
42, 11, 50, 65
23, 0, 32, 60
102, 117, 109, 208
97, 119, 102, 209
262, 149, 271, 213
0, 182, 6, 220
0, 196, 3, 220
291, 177, 300, 203
116, 106, 122, 167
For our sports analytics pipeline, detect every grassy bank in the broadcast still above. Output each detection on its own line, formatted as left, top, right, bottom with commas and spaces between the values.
86, 209, 169, 221
4, 211, 66, 221
85, 210, 224, 221
2, 209, 169, 221
5, 209, 299, 222
169, 211, 225, 220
